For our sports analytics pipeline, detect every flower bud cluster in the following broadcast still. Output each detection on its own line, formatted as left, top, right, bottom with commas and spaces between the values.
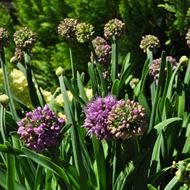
104, 18, 125, 40
186, 29, 190, 48
149, 56, 178, 80
17, 105, 65, 152
11, 27, 36, 63
84, 95, 147, 140
140, 34, 160, 52
92, 36, 111, 64
129, 78, 139, 89
76, 22, 94, 43
0, 27, 9, 49
58, 18, 78, 41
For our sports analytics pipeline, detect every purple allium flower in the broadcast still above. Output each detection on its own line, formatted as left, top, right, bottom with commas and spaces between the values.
76, 22, 94, 43
107, 99, 148, 140
17, 105, 65, 152
13, 27, 37, 50
104, 18, 125, 40
57, 18, 78, 41
92, 37, 111, 64
186, 29, 190, 48
140, 34, 160, 53
0, 27, 9, 49
84, 95, 117, 140
149, 56, 178, 80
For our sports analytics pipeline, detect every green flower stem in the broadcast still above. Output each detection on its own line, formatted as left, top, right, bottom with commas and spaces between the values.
69, 47, 76, 83
23, 52, 41, 107
7, 153, 15, 190
0, 48, 18, 121
111, 35, 118, 82
0, 105, 8, 141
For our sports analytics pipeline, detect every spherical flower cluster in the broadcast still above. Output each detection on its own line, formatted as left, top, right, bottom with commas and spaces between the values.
84, 95, 147, 140
186, 29, 190, 48
107, 100, 147, 140
76, 22, 94, 43
92, 36, 111, 64
17, 105, 65, 152
57, 18, 78, 41
13, 27, 37, 50
0, 27, 9, 49
0, 94, 9, 107
149, 56, 178, 80
104, 18, 125, 40
84, 95, 117, 140
140, 34, 160, 53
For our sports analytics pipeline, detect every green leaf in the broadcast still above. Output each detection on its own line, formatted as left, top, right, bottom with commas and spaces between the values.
7, 154, 16, 190
147, 184, 158, 190
88, 62, 98, 95
154, 117, 182, 132
77, 72, 88, 102
184, 59, 190, 85
164, 176, 178, 190
111, 79, 120, 97
22, 148, 80, 190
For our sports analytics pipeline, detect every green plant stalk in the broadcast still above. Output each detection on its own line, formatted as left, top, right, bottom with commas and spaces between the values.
23, 52, 41, 107
69, 47, 76, 82
111, 36, 118, 81
45, 169, 52, 190
0, 48, 18, 121
0, 105, 8, 141
58, 75, 88, 190
6, 153, 15, 190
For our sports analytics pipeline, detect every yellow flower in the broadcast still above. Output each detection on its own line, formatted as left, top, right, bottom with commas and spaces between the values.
40, 88, 53, 103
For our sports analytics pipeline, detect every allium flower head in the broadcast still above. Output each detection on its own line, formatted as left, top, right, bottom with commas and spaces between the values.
186, 29, 190, 48
104, 18, 125, 40
84, 95, 117, 140
0, 27, 9, 49
150, 56, 178, 80
58, 18, 78, 41
140, 34, 160, 52
92, 36, 111, 64
0, 94, 9, 107
17, 105, 65, 152
92, 36, 107, 47
107, 99, 147, 140
14, 27, 37, 50
76, 22, 94, 43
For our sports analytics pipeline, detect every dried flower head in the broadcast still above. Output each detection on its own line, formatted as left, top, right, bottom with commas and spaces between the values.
149, 56, 178, 80
84, 95, 117, 140
0, 27, 9, 49
76, 22, 94, 43
14, 27, 37, 50
58, 18, 78, 41
92, 36, 107, 47
140, 34, 160, 52
104, 18, 125, 40
186, 29, 190, 48
17, 105, 65, 152
107, 100, 147, 140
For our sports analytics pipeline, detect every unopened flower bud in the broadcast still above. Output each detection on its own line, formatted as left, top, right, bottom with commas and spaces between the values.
179, 55, 188, 66
56, 66, 64, 76
0, 94, 9, 107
